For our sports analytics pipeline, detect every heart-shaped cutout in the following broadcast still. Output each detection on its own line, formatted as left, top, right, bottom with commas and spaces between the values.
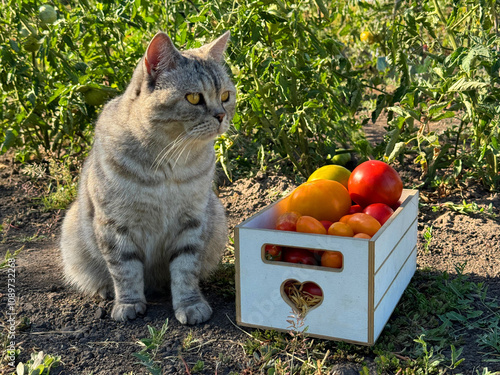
280, 279, 324, 318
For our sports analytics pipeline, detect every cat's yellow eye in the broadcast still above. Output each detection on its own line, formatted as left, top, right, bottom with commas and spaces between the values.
221, 91, 230, 102
186, 93, 201, 105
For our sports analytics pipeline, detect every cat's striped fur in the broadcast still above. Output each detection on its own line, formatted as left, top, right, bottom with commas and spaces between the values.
60, 32, 235, 324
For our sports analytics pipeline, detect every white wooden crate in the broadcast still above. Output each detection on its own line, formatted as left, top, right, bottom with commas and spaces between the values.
234, 189, 418, 345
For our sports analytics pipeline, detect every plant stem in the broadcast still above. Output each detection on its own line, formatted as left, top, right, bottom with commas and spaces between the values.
432, 0, 458, 50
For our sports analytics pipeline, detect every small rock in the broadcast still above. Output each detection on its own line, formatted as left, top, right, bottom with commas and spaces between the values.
94, 307, 106, 320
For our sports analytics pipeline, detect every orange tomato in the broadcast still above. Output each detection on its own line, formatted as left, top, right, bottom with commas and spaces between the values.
327, 222, 354, 237
296, 216, 327, 235
354, 233, 372, 239
287, 179, 351, 222
339, 214, 354, 224
347, 213, 381, 237
321, 251, 343, 268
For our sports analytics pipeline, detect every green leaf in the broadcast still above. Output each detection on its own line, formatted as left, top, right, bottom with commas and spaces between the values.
448, 77, 490, 92
1, 129, 18, 152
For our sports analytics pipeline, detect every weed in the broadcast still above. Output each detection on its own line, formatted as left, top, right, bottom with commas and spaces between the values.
22, 157, 78, 211
478, 326, 500, 355
191, 360, 204, 372
423, 225, 433, 253
206, 263, 235, 300
133, 319, 169, 375
14, 351, 61, 375
182, 330, 200, 351
431, 200, 498, 218
0, 247, 22, 270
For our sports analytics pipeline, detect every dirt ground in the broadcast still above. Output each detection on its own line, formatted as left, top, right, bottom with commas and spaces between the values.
0, 148, 499, 374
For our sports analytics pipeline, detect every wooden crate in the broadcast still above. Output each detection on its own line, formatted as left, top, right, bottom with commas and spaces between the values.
234, 189, 418, 345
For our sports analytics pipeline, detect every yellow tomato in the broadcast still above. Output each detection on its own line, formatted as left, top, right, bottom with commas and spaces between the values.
307, 165, 351, 189
360, 31, 375, 44
287, 179, 351, 223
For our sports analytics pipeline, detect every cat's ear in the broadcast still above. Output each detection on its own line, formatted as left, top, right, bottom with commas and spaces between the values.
144, 32, 181, 76
201, 31, 231, 62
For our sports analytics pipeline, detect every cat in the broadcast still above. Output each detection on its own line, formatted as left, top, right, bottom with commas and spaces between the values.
60, 31, 235, 324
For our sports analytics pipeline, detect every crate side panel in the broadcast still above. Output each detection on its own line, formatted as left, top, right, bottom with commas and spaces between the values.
374, 219, 418, 306
374, 191, 418, 271
237, 228, 371, 343
373, 246, 417, 340
238, 198, 289, 229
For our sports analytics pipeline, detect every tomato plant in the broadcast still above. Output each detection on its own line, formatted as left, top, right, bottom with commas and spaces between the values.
287, 179, 351, 223
348, 160, 403, 207
363, 203, 394, 225
282, 248, 317, 265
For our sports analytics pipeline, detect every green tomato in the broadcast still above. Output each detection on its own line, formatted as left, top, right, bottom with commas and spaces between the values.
19, 25, 31, 37
330, 152, 351, 166
84, 89, 108, 106
39, 4, 57, 24
23, 36, 39, 53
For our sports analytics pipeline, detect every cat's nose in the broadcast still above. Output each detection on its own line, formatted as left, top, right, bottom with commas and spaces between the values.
214, 112, 225, 123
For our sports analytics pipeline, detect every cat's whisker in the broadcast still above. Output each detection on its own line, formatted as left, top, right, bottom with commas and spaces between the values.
151, 132, 186, 169
152, 132, 189, 171
172, 136, 198, 169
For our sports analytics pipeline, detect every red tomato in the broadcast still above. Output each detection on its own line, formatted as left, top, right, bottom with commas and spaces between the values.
296, 216, 327, 235
282, 248, 317, 265
348, 204, 363, 214
302, 282, 323, 297
348, 160, 403, 207
391, 200, 402, 210
287, 179, 351, 222
321, 251, 343, 268
320, 220, 334, 231
275, 211, 301, 231
363, 203, 394, 226
264, 244, 282, 261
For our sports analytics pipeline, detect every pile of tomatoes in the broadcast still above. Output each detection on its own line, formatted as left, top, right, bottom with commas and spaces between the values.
264, 160, 403, 269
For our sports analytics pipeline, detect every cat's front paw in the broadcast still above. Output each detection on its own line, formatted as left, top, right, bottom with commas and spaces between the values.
174, 298, 212, 325
111, 301, 147, 321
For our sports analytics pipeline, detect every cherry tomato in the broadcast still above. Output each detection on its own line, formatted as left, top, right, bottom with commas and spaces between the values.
287, 179, 351, 222
348, 205, 363, 214
302, 282, 323, 297
348, 160, 403, 207
360, 31, 375, 44
275, 211, 301, 231
354, 233, 372, 239
363, 203, 394, 226
321, 251, 343, 268
327, 222, 354, 237
346, 213, 382, 237
296, 216, 327, 235
264, 244, 282, 261
320, 220, 334, 231
282, 248, 317, 265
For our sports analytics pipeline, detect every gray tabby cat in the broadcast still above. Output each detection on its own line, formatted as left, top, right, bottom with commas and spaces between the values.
60, 31, 235, 324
